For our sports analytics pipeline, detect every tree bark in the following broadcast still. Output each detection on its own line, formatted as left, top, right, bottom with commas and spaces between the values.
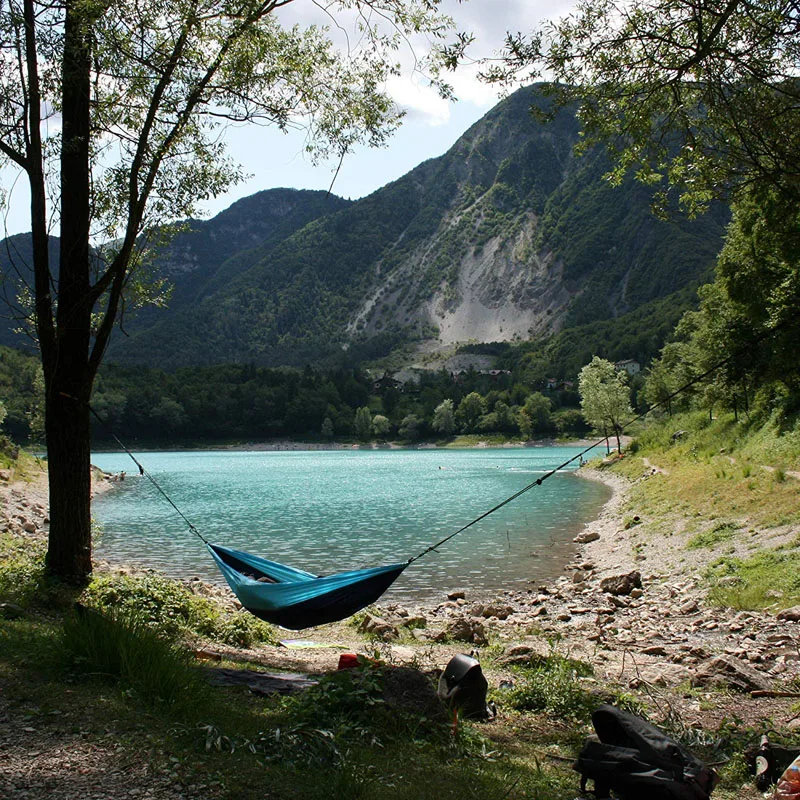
44, 0, 94, 584
44, 390, 92, 582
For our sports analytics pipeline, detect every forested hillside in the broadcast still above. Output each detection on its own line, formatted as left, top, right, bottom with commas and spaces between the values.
81, 87, 727, 369
0, 189, 349, 350
0, 87, 729, 376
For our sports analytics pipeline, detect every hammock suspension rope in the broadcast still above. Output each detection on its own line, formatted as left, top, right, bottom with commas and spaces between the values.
84, 319, 787, 627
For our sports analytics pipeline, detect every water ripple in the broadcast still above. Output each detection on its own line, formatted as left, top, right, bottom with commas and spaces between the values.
92, 448, 609, 602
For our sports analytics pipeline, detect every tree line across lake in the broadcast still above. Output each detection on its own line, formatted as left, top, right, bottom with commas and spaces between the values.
0, 346, 601, 446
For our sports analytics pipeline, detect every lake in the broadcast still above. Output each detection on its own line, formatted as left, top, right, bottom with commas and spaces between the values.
90, 447, 610, 603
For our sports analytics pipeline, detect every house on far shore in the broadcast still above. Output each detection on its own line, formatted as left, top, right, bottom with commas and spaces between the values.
615, 359, 642, 377
371, 372, 403, 392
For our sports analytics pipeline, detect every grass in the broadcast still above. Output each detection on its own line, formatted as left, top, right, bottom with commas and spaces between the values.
706, 542, 800, 610
0, 607, 589, 800
61, 606, 210, 717
687, 521, 741, 550
3, 423, 798, 799
0, 536, 593, 799
611, 413, 800, 531
606, 411, 800, 614
502, 654, 598, 721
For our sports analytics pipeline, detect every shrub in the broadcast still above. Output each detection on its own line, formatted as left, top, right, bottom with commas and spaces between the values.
503, 653, 597, 721
0, 536, 77, 610
83, 571, 277, 646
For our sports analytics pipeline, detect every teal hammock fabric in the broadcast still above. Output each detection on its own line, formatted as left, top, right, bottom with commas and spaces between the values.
207, 544, 408, 629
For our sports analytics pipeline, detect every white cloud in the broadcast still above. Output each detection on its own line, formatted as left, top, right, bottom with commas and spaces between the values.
386, 74, 452, 126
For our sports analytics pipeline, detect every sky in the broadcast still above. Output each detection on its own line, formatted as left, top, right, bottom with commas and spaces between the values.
0, 0, 574, 237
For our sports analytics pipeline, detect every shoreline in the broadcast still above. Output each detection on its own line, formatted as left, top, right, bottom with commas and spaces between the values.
5, 454, 798, 721
89, 436, 611, 454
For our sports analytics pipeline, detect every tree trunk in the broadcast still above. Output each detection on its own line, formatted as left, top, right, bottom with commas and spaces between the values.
44, 0, 94, 584
44, 388, 92, 583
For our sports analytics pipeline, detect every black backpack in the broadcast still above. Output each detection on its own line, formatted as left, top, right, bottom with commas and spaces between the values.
437, 653, 491, 720
574, 705, 719, 800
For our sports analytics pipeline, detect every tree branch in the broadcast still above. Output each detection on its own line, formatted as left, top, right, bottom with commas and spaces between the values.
22, 0, 56, 371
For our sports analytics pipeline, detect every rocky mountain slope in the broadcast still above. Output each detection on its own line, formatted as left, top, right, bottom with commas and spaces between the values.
1, 86, 728, 369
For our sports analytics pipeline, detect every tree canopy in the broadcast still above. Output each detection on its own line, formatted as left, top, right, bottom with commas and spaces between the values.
578, 356, 633, 452
0, 0, 459, 582
484, 0, 800, 426
485, 0, 800, 214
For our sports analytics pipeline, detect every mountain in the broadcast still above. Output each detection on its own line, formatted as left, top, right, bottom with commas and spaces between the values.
0, 188, 350, 350
1, 86, 728, 369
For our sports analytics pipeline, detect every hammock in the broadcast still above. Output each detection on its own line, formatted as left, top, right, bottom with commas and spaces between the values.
207, 544, 408, 629
90, 324, 783, 631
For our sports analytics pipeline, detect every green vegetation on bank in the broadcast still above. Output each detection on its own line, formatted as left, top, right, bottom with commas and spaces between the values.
2, 414, 797, 798
609, 409, 800, 612
0, 345, 591, 445
0, 538, 771, 800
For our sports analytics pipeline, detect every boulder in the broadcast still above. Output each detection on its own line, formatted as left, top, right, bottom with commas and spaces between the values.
446, 616, 488, 646
447, 589, 467, 601
479, 603, 514, 620
692, 654, 773, 692
358, 613, 399, 641
776, 606, 800, 622
600, 571, 642, 596
497, 642, 551, 666
635, 663, 694, 688
574, 530, 600, 544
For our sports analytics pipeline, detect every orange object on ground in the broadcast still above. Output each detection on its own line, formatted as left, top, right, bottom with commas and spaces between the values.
337, 653, 359, 670
775, 754, 800, 800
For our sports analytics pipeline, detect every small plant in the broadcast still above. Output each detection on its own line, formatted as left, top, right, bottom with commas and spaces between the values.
687, 521, 739, 550
502, 652, 597, 721
61, 606, 208, 715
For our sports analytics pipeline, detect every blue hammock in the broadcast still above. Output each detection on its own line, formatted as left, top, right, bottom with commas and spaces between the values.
207, 544, 408, 629
97, 404, 605, 630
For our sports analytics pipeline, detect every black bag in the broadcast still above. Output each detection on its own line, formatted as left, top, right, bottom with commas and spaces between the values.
437, 653, 490, 720
574, 705, 719, 800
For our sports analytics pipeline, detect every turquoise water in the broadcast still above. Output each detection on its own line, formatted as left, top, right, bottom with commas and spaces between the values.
90, 447, 610, 602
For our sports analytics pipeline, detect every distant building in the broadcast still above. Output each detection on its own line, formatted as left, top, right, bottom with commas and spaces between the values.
371, 372, 403, 392
546, 378, 575, 392
615, 359, 641, 376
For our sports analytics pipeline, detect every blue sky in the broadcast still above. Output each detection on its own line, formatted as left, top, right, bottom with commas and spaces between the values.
1, 0, 572, 236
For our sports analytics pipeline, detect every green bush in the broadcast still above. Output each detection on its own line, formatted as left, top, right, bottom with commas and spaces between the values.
0, 535, 77, 610
83, 571, 277, 647
503, 653, 597, 721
